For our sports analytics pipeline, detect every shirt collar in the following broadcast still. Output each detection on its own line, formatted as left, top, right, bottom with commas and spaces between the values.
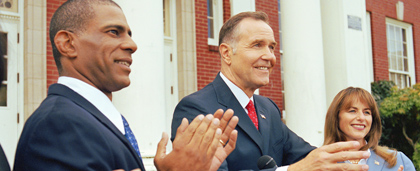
57, 76, 125, 134
220, 73, 254, 110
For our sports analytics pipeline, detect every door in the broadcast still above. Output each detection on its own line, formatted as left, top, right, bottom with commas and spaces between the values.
163, 0, 178, 135
0, 17, 19, 167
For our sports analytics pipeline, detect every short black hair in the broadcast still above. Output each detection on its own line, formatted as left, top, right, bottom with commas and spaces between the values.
49, 0, 120, 73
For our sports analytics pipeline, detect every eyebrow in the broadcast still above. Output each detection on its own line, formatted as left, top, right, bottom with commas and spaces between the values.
349, 107, 371, 110
251, 39, 277, 46
104, 25, 132, 37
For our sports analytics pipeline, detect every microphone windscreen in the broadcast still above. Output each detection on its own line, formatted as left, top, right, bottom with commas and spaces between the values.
257, 155, 277, 169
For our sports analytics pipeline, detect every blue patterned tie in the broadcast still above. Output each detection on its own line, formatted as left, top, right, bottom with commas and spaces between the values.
121, 115, 141, 158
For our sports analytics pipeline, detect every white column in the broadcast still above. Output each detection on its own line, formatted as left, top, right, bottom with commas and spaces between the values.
282, 0, 327, 147
321, 0, 371, 105
113, 1, 165, 170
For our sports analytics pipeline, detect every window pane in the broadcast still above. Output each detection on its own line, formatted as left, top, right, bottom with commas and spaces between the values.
0, 84, 6, 106
208, 19, 214, 38
401, 74, 406, 88
404, 58, 408, 72
207, 0, 213, 17
402, 28, 406, 42
389, 25, 395, 41
3, 58, 6, 81
163, 0, 171, 37
388, 55, 391, 68
395, 27, 402, 43
0, 32, 7, 56
391, 54, 396, 70
397, 41, 403, 56
398, 56, 403, 71
388, 40, 395, 54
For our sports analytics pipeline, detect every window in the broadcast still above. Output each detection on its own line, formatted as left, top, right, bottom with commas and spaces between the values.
0, 32, 7, 106
163, 0, 171, 37
207, 0, 223, 46
386, 18, 415, 88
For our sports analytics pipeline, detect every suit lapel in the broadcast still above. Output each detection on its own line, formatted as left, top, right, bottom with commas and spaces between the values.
48, 84, 145, 169
254, 98, 271, 154
212, 74, 264, 153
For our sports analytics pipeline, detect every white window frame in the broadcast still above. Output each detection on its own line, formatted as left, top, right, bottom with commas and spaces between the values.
207, 0, 223, 46
386, 18, 415, 88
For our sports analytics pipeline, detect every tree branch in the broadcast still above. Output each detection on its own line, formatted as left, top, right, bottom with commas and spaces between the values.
402, 124, 415, 150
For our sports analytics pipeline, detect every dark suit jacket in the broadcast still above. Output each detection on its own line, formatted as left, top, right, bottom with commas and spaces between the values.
171, 74, 315, 170
367, 149, 415, 171
0, 144, 10, 171
14, 84, 145, 171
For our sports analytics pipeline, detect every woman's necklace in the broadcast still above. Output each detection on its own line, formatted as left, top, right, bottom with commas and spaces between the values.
349, 160, 359, 164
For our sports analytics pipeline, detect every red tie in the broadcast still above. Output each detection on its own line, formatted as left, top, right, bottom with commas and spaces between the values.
246, 100, 258, 130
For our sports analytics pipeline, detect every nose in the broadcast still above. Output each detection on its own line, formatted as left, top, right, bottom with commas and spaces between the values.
261, 47, 276, 66
356, 111, 366, 120
121, 36, 138, 54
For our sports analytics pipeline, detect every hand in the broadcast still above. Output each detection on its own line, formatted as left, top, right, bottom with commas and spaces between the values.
398, 165, 404, 171
211, 109, 239, 171
154, 110, 237, 171
113, 169, 141, 171
288, 141, 370, 171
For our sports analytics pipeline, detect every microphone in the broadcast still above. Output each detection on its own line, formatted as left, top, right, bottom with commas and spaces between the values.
257, 155, 277, 170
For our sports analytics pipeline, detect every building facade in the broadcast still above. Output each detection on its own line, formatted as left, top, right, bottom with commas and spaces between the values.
0, 0, 418, 169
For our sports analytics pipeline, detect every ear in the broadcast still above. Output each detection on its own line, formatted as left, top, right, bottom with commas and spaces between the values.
219, 43, 232, 65
54, 30, 77, 58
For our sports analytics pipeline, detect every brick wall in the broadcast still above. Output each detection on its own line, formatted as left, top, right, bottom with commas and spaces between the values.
46, 0, 66, 88
366, 0, 420, 82
255, 0, 282, 110
194, 0, 283, 110
195, 0, 222, 90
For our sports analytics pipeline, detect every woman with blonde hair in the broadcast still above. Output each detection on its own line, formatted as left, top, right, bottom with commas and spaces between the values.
324, 87, 415, 170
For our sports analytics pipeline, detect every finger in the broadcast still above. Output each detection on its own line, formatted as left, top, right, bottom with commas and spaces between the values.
188, 114, 214, 148
398, 165, 403, 171
328, 150, 370, 163
173, 118, 190, 147
219, 109, 233, 132
154, 132, 169, 166
221, 115, 238, 144
223, 129, 238, 154
199, 118, 220, 152
175, 115, 204, 145
213, 109, 224, 120
325, 163, 369, 171
321, 141, 361, 153
207, 128, 222, 158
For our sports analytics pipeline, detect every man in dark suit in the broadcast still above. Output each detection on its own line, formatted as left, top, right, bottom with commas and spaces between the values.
171, 11, 371, 171
14, 0, 238, 170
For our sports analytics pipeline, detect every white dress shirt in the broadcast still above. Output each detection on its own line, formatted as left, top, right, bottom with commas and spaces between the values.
57, 76, 125, 134
220, 73, 288, 171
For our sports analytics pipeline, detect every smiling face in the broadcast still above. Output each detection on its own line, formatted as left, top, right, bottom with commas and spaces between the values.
338, 99, 372, 145
221, 18, 277, 96
70, 4, 137, 99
